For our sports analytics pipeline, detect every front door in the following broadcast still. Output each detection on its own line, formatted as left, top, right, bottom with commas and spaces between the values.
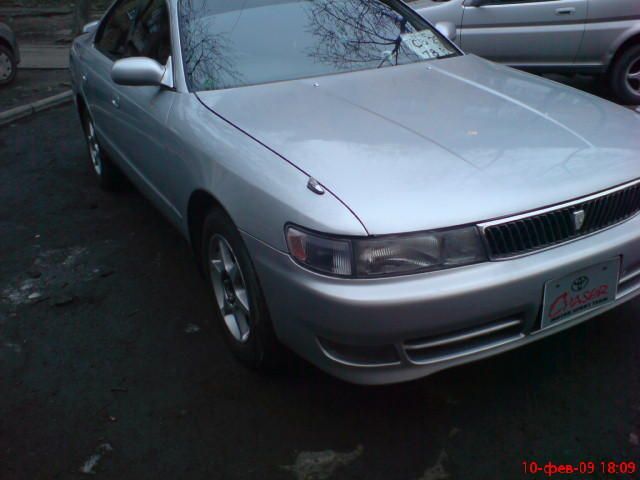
93, 0, 179, 220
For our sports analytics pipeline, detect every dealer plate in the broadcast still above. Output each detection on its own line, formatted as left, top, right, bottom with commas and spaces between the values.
541, 258, 620, 329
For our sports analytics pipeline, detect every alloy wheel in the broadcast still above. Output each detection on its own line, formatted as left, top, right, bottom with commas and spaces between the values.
0, 51, 12, 82
626, 56, 640, 95
86, 118, 103, 176
208, 234, 251, 343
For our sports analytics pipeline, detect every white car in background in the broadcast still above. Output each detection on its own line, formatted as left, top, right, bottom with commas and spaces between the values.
410, 0, 640, 104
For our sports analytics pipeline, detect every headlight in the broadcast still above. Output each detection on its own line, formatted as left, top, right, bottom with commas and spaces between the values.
285, 225, 487, 278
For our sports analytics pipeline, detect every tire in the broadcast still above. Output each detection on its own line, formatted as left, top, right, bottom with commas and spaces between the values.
609, 44, 640, 105
80, 108, 124, 191
0, 45, 17, 86
201, 207, 283, 371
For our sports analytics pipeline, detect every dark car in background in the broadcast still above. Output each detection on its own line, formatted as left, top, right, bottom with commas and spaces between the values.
0, 21, 20, 86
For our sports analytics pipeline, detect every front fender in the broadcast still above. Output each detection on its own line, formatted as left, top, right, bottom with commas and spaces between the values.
167, 95, 367, 251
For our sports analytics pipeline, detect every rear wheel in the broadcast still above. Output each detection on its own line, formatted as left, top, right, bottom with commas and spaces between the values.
201, 208, 283, 371
0, 45, 17, 86
609, 44, 640, 105
81, 110, 123, 191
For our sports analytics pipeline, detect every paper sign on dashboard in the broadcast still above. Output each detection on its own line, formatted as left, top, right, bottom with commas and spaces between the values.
401, 30, 451, 60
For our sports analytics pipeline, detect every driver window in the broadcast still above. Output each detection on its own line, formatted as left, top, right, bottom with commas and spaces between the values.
96, 0, 144, 60
96, 0, 171, 65
127, 0, 171, 65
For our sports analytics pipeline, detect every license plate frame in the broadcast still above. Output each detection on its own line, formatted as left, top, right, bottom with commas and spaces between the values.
541, 258, 620, 329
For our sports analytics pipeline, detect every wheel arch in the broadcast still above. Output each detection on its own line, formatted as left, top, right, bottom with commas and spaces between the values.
607, 30, 640, 73
187, 189, 233, 264
76, 94, 89, 115
0, 37, 13, 56
75, 94, 91, 134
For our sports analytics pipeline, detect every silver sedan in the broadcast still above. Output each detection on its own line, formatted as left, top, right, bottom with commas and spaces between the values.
70, 0, 640, 385
411, 0, 640, 104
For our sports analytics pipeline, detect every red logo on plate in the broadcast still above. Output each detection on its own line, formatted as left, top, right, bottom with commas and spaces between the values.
548, 285, 609, 320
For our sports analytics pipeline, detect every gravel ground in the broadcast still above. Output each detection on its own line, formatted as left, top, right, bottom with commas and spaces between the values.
0, 105, 639, 480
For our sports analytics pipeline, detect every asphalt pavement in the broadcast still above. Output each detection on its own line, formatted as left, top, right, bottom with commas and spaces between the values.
1, 105, 640, 479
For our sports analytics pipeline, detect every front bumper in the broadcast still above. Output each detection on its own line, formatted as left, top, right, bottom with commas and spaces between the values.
243, 213, 640, 385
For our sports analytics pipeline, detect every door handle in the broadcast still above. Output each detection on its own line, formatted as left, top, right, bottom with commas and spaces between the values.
82, 73, 88, 83
555, 7, 576, 15
111, 96, 120, 109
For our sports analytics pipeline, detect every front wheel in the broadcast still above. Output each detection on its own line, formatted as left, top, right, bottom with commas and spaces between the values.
0, 45, 17, 86
201, 208, 283, 371
609, 44, 640, 105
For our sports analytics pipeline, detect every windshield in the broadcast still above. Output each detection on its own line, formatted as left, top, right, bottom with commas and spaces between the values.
178, 0, 459, 91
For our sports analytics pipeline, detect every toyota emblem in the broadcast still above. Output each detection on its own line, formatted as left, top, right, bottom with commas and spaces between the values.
571, 275, 590, 292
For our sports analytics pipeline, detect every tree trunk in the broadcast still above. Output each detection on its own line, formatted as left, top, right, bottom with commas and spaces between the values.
72, 0, 91, 36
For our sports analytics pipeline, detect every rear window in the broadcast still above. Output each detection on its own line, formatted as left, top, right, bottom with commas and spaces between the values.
178, 0, 458, 91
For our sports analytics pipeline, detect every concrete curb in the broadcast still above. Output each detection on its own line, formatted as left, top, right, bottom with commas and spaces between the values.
0, 90, 73, 127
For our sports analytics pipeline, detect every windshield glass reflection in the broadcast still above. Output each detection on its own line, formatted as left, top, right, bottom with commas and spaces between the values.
178, 0, 458, 91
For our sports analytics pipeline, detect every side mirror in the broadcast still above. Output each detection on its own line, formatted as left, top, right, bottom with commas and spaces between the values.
435, 22, 457, 42
112, 57, 166, 87
464, 0, 486, 7
82, 20, 100, 34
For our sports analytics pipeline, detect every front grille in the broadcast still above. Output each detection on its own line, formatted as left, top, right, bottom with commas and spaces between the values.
482, 180, 640, 258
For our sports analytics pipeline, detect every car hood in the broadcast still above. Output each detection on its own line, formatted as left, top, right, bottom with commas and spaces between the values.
197, 55, 640, 235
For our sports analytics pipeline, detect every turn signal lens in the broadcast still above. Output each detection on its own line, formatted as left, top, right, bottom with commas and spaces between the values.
286, 227, 352, 276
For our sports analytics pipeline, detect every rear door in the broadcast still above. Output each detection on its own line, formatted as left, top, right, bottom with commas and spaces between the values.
460, 0, 587, 67
575, 0, 640, 68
